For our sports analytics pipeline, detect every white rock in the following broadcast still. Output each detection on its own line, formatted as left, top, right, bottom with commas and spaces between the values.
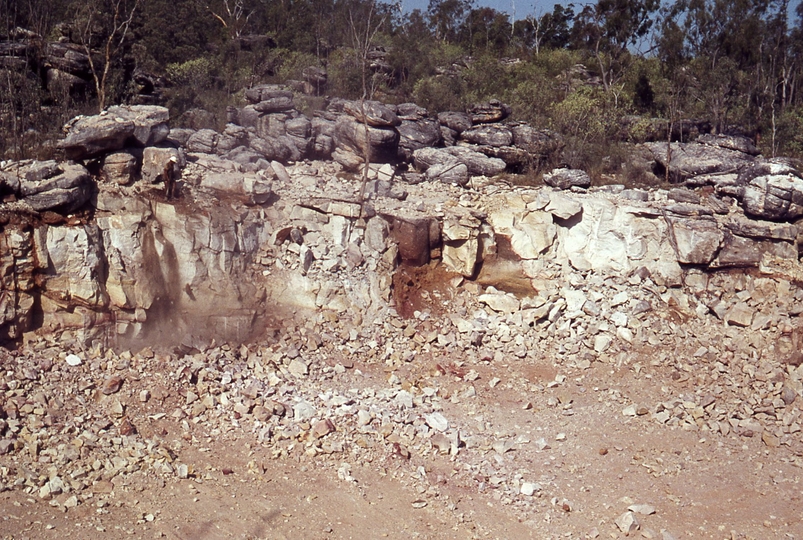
563, 288, 587, 312
395, 390, 414, 408
534, 437, 550, 450
288, 358, 308, 377
615, 511, 640, 534
594, 334, 612, 353
545, 193, 582, 219
357, 410, 372, 426
611, 291, 629, 306
425, 412, 449, 432
65, 354, 82, 366
507, 211, 556, 259
611, 311, 628, 327
616, 327, 634, 343
628, 503, 656, 515
293, 400, 317, 421
478, 293, 520, 314
520, 482, 541, 496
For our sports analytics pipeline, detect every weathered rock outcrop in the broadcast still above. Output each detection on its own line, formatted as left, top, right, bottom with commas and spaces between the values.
543, 168, 591, 190
1, 160, 92, 212
738, 161, 803, 221
5, 100, 803, 348
644, 140, 756, 184
4, 136, 801, 347
58, 105, 170, 160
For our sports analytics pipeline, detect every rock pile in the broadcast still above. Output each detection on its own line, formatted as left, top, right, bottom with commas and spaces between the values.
187, 85, 563, 177
0, 249, 800, 536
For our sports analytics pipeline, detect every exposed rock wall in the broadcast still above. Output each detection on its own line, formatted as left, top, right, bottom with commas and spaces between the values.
6, 156, 800, 348
2, 105, 803, 349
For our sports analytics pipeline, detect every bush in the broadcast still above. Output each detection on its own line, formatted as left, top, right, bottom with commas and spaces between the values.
412, 74, 466, 112
772, 106, 803, 159
549, 86, 627, 178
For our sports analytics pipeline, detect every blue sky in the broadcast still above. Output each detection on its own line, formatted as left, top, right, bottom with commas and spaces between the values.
397, 0, 802, 24
398, 0, 577, 19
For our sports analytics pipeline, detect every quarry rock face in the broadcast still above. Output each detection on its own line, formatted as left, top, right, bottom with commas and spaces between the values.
3, 148, 802, 348
2, 105, 803, 350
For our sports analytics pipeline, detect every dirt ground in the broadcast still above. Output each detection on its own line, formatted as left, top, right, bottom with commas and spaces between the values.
1, 331, 801, 540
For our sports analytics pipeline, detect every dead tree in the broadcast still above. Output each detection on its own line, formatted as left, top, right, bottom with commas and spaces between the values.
79, 0, 140, 112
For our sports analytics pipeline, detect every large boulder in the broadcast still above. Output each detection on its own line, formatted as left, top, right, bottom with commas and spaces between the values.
255, 113, 290, 139
343, 100, 400, 127
396, 103, 429, 120
644, 141, 755, 183
543, 168, 591, 190
698, 133, 760, 156
106, 105, 170, 147
426, 162, 469, 186
666, 216, 723, 265
57, 115, 135, 160
45, 42, 91, 77
16, 161, 93, 213
0, 41, 32, 70
186, 129, 221, 154
332, 115, 399, 169
46, 68, 90, 94
737, 161, 803, 221
245, 85, 293, 104
511, 125, 564, 169
167, 128, 195, 148
310, 116, 335, 159
438, 111, 472, 133
460, 124, 513, 147
397, 118, 442, 161
58, 105, 170, 159
413, 146, 506, 178
468, 100, 511, 124
285, 116, 313, 158
252, 97, 295, 114
471, 145, 531, 170
247, 133, 298, 163
442, 146, 506, 176
102, 151, 138, 185
713, 231, 798, 267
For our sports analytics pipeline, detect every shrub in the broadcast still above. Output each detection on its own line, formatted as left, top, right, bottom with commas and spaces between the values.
412, 74, 466, 112
772, 106, 803, 159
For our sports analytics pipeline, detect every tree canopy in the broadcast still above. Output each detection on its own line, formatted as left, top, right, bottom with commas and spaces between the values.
5, 0, 803, 162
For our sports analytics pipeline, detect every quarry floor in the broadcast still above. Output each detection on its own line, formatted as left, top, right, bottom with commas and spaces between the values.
1, 325, 802, 540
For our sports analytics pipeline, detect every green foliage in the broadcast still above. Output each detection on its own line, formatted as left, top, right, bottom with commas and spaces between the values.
550, 85, 625, 175
275, 51, 321, 82
164, 56, 226, 118
412, 74, 466, 112
7, 0, 803, 165
773, 106, 803, 158
326, 48, 367, 100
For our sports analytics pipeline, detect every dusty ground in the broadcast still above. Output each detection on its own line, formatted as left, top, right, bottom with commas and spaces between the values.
1, 272, 802, 540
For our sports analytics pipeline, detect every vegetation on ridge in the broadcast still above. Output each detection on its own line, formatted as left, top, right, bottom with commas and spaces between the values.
3, 0, 803, 181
